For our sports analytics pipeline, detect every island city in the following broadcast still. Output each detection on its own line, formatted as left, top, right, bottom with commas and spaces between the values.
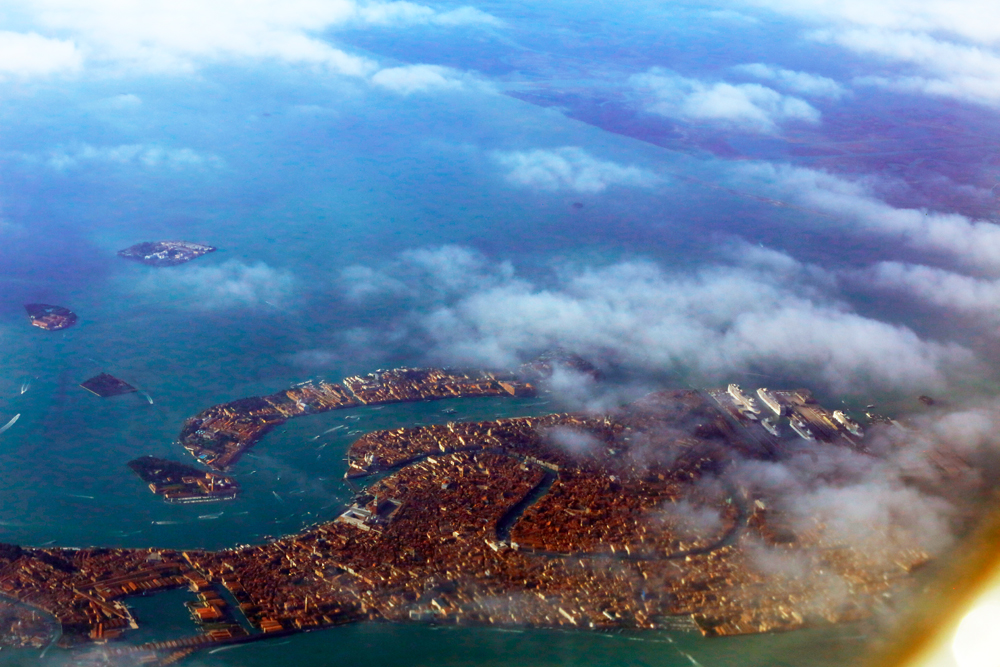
0, 367, 945, 666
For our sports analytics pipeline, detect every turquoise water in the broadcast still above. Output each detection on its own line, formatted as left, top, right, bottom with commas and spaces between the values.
0, 275, 872, 665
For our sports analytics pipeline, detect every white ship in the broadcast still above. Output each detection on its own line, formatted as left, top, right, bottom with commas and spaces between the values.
727, 383, 760, 413
761, 416, 780, 436
789, 415, 815, 441
756, 387, 784, 416
832, 410, 864, 437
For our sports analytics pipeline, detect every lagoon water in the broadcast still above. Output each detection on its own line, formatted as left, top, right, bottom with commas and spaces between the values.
0, 183, 870, 665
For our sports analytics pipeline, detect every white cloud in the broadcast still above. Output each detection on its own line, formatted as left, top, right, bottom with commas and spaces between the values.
0, 31, 82, 77
135, 260, 296, 310
863, 262, 1000, 325
339, 245, 513, 300
736, 162, 1000, 275
732, 62, 846, 98
92, 93, 142, 109
356, 3, 500, 27
705, 9, 760, 23
741, 0, 1000, 44
739, 0, 1000, 108
370, 64, 473, 94
37, 143, 224, 170
811, 28, 1000, 107
346, 245, 971, 394
6, 0, 499, 77
493, 147, 660, 193
630, 68, 820, 133
339, 265, 410, 301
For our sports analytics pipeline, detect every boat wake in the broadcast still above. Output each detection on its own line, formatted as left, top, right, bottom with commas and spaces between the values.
0, 414, 20, 435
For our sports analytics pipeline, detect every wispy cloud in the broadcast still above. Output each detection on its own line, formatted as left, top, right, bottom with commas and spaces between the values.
5, 0, 500, 78
90, 93, 142, 110
493, 147, 660, 193
370, 64, 480, 94
732, 63, 846, 98
339, 245, 513, 301
630, 68, 820, 134
861, 261, 1000, 326
813, 28, 1000, 107
743, 0, 1000, 45
736, 162, 1000, 275
11, 143, 225, 170
355, 3, 501, 27
741, 0, 1000, 108
134, 260, 296, 310
339, 244, 971, 395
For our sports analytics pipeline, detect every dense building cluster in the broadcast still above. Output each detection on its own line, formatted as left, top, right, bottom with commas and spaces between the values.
116, 241, 216, 267
23, 303, 78, 332
127, 457, 239, 504
179, 369, 533, 469
0, 383, 938, 665
0, 599, 53, 648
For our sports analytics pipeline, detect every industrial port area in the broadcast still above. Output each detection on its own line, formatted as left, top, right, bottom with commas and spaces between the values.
0, 375, 945, 665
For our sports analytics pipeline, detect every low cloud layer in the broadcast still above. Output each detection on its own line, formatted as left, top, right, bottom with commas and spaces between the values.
736, 162, 1000, 275
742, 0, 1000, 108
337, 245, 972, 395
2, 0, 499, 79
630, 68, 820, 134
135, 260, 296, 310
863, 261, 1000, 326
814, 28, 1000, 107
729, 394, 1000, 571
493, 147, 660, 193
356, 3, 500, 27
371, 64, 478, 95
732, 63, 846, 98
744, 0, 1000, 47
33, 143, 225, 170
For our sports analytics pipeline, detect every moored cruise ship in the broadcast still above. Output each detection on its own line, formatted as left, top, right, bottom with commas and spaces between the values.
727, 384, 760, 413
756, 387, 784, 416
789, 415, 815, 440
832, 410, 864, 437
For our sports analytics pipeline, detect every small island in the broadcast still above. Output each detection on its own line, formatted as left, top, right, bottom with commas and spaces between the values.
24, 304, 77, 331
128, 457, 239, 504
80, 373, 137, 398
117, 241, 216, 267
